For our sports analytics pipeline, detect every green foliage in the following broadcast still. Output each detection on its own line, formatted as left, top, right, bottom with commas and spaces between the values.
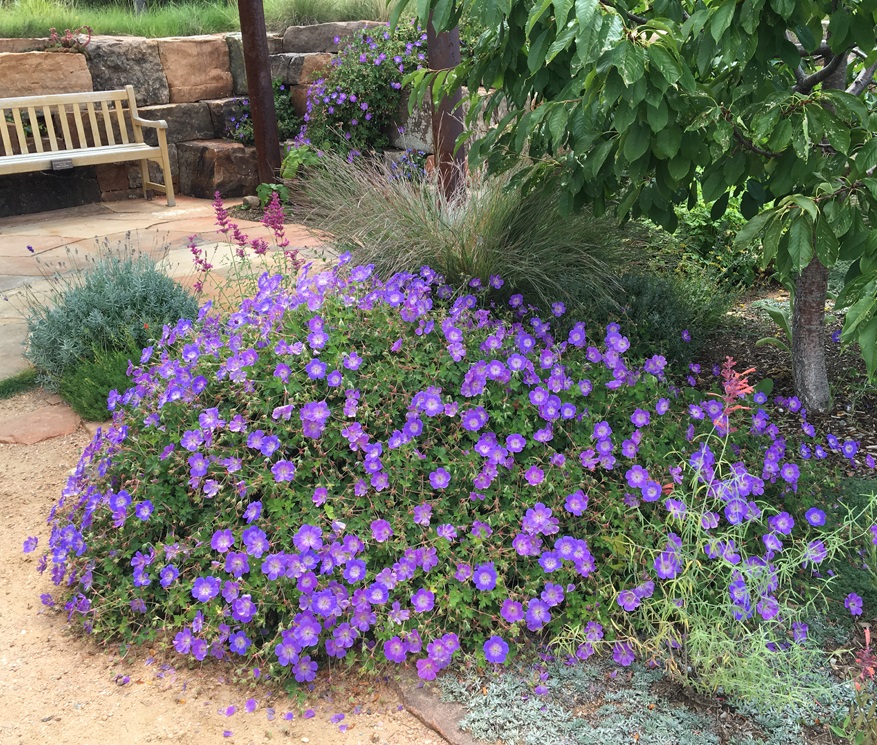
58, 340, 140, 422
674, 198, 767, 290
226, 80, 301, 146
279, 142, 322, 180
301, 21, 425, 155
400, 0, 877, 379
0, 0, 388, 37
256, 182, 291, 208
441, 654, 854, 745
592, 271, 732, 363
0, 0, 240, 37
295, 153, 631, 314
752, 297, 793, 354
17, 244, 197, 388
442, 660, 722, 745
0, 368, 38, 399
264, 0, 392, 30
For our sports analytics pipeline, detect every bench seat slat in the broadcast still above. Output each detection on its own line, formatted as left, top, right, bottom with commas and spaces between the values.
0, 142, 159, 176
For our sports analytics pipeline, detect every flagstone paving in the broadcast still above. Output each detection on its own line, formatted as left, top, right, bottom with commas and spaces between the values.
0, 196, 326, 382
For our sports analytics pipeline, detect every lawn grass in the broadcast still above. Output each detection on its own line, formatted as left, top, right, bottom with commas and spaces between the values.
0, 368, 38, 399
0, 0, 389, 38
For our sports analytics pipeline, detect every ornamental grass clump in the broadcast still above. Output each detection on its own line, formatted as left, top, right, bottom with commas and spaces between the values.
38, 256, 877, 703
296, 153, 630, 314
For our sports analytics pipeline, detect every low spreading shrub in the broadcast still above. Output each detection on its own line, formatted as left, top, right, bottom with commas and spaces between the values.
299, 20, 426, 154
17, 245, 198, 389
591, 270, 734, 363
39, 254, 877, 702
58, 339, 141, 422
295, 155, 631, 314
0, 368, 38, 399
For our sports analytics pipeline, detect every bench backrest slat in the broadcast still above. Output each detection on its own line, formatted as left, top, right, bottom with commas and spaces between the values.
100, 100, 116, 146
70, 102, 86, 148
42, 105, 59, 151
113, 99, 130, 145
10, 108, 28, 154
85, 101, 101, 147
27, 107, 43, 153
57, 104, 74, 150
0, 109, 12, 155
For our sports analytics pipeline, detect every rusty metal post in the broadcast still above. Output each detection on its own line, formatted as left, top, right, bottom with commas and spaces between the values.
238, 0, 281, 184
426, 17, 465, 201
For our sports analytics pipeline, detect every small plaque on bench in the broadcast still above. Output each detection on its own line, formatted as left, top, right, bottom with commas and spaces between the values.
51, 158, 74, 170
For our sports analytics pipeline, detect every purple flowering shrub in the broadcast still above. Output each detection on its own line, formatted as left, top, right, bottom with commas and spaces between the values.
299, 21, 426, 155
40, 256, 877, 692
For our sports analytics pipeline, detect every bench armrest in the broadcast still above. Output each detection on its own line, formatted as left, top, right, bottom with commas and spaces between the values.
131, 115, 168, 129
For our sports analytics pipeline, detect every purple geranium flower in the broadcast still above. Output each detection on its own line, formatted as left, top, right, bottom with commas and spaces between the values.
501, 599, 524, 623
411, 588, 435, 613
192, 576, 221, 602
613, 641, 636, 666
371, 519, 393, 542
429, 467, 451, 489
845, 592, 863, 616
472, 562, 498, 591
483, 635, 509, 664
271, 460, 296, 482
805, 507, 826, 527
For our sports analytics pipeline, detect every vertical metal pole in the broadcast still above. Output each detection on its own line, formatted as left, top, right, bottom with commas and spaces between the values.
426, 16, 465, 201
238, 0, 281, 184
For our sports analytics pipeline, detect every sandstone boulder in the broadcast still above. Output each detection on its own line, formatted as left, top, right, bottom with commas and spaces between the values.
206, 98, 247, 139
176, 139, 258, 199
269, 53, 333, 86
86, 36, 169, 106
0, 38, 50, 53
289, 84, 310, 117
138, 102, 215, 145
0, 51, 93, 98
282, 21, 383, 53
390, 93, 434, 153
224, 33, 249, 96
158, 36, 233, 103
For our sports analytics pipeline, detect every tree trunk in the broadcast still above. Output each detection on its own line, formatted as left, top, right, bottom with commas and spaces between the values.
238, 0, 281, 184
790, 50, 847, 414
133, 0, 146, 14
792, 257, 831, 413
426, 16, 465, 202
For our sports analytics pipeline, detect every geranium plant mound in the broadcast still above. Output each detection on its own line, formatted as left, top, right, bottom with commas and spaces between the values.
41, 258, 877, 693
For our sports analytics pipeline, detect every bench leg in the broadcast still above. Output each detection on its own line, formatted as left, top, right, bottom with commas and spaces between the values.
160, 148, 176, 207
139, 159, 151, 201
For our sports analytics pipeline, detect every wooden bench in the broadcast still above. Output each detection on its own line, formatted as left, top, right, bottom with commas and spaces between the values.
0, 84, 175, 206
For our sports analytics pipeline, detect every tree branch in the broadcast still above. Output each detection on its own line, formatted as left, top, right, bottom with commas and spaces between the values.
598, 1, 647, 25
847, 60, 877, 95
796, 42, 831, 56
793, 51, 847, 93
733, 127, 782, 159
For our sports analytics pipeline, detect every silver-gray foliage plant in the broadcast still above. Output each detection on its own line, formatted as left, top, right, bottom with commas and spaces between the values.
18, 242, 197, 387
